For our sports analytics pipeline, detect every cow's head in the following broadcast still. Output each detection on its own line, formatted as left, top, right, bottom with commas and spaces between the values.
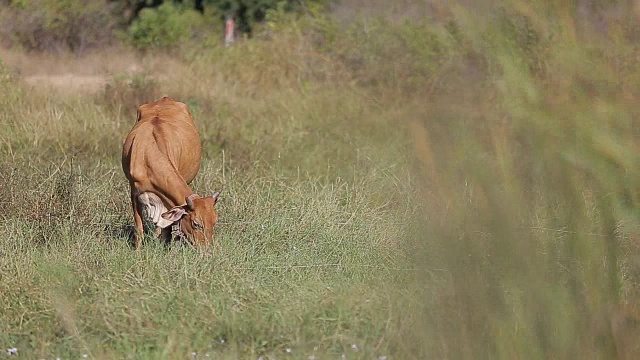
161, 192, 220, 246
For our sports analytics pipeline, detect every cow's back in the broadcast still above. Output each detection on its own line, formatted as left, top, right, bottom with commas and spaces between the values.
123, 97, 202, 185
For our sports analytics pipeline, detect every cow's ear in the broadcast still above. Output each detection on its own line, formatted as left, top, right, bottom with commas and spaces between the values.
161, 206, 187, 222
211, 191, 221, 205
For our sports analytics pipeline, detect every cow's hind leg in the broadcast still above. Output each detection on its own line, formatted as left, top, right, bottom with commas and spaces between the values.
131, 192, 144, 249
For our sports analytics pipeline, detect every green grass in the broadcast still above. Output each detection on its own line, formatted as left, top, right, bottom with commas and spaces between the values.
1, 175, 406, 358
0, 30, 413, 357
0, 120, 411, 359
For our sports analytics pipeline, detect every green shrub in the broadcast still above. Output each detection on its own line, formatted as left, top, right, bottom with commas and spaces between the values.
128, 2, 217, 51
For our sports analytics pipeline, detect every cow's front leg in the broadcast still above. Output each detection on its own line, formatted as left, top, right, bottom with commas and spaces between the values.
157, 226, 173, 247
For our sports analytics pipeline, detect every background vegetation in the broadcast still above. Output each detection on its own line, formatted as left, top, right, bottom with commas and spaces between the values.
2, 0, 640, 359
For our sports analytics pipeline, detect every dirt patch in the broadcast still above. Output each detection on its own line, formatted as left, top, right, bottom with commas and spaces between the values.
0, 47, 178, 95
1, 47, 140, 95
0, 46, 141, 76
22, 74, 109, 94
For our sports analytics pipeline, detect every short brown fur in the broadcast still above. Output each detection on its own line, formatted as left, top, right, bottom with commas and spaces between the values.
122, 96, 220, 248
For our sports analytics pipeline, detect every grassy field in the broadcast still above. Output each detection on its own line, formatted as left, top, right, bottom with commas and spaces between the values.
3, 0, 640, 359
0, 18, 415, 359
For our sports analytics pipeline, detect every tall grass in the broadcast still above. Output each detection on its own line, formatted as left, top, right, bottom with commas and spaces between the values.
0, 7, 413, 358
403, 1, 640, 359
2, 0, 640, 358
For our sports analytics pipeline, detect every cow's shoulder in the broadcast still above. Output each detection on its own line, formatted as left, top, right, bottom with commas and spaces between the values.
136, 96, 190, 122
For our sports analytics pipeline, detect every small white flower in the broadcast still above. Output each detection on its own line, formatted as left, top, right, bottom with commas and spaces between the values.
82, 355, 88, 359
257, 356, 265, 360
341, 353, 346, 359
191, 352, 197, 358
285, 347, 292, 353
6, 347, 17, 355
308, 355, 316, 360
351, 344, 359, 352
205, 353, 210, 358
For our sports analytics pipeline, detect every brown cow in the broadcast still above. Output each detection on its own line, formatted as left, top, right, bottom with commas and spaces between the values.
122, 96, 220, 248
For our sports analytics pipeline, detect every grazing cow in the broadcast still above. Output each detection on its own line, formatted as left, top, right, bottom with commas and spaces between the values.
122, 96, 220, 248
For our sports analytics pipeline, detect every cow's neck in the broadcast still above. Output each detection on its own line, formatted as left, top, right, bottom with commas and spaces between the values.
159, 181, 195, 208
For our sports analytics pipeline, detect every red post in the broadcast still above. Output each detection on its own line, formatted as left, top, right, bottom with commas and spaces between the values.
225, 16, 235, 47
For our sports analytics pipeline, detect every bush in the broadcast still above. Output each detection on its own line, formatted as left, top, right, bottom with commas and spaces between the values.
128, 2, 218, 51
0, 0, 118, 53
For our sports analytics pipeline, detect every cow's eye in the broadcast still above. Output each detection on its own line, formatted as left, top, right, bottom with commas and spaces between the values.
192, 220, 203, 230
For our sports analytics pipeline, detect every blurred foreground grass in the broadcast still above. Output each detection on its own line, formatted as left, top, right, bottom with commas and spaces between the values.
2, 0, 640, 359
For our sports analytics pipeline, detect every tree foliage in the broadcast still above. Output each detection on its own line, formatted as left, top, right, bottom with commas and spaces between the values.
202, 0, 302, 34
116, 0, 329, 34
128, 2, 214, 50
0, 0, 329, 52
